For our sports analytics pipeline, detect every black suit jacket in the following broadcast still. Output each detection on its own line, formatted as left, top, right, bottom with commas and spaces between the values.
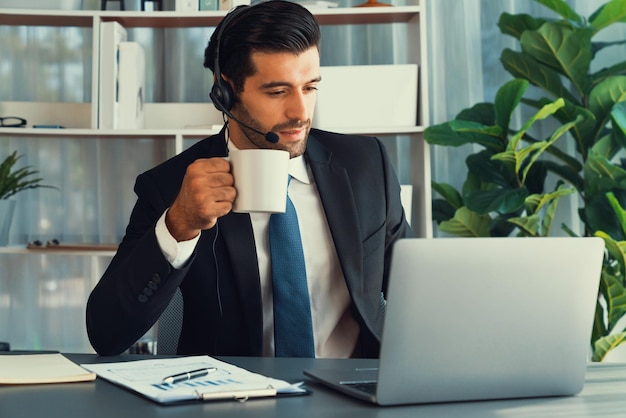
86, 128, 413, 357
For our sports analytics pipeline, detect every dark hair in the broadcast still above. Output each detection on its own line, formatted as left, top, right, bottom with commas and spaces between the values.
203, 0, 321, 94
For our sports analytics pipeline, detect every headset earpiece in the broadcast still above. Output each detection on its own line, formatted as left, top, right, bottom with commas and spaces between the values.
210, 77, 234, 113
210, 6, 245, 113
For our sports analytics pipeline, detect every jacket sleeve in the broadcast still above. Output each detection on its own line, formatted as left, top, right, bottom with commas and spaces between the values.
85, 172, 195, 356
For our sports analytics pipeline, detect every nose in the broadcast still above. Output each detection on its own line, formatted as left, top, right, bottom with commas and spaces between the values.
285, 90, 311, 122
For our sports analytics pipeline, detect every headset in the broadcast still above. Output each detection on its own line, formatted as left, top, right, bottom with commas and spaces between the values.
210, 6, 247, 115
209, 6, 280, 143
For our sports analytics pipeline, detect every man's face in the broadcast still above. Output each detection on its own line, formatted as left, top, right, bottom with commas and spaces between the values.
228, 47, 321, 158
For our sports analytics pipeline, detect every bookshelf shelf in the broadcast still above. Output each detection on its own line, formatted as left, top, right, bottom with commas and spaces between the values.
0, 6, 420, 28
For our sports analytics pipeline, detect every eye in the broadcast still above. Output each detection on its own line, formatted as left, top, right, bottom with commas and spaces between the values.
268, 89, 287, 97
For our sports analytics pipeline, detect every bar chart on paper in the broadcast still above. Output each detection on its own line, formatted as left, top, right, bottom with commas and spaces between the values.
82, 355, 306, 404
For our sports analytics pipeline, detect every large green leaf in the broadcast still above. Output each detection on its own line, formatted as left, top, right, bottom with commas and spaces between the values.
592, 132, 622, 162
501, 48, 581, 104
507, 214, 540, 237
437, 206, 492, 237
524, 185, 576, 215
465, 187, 528, 215
612, 101, 626, 149
553, 103, 597, 154
589, 0, 626, 32
466, 150, 517, 188
539, 188, 563, 236
606, 273, 626, 331
495, 79, 528, 134
535, 0, 584, 24
508, 98, 566, 151
588, 75, 626, 137
584, 193, 626, 241
520, 185, 575, 236
592, 301, 608, 350
596, 230, 626, 277
606, 192, 626, 238
522, 97, 597, 155
431, 182, 464, 209
584, 149, 626, 196
497, 12, 547, 39
456, 102, 496, 126
432, 199, 456, 224
593, 332, 626, 362
593, 60, 626, 82
520, 115, 582, 183
520, 22, 592, 96
423, 121, 504, 151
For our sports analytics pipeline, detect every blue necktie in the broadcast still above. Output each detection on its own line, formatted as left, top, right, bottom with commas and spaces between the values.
269, 177, 315, 357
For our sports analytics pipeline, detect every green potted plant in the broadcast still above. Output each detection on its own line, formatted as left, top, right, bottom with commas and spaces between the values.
424, 0, 626, 360
0, 150, 55, 246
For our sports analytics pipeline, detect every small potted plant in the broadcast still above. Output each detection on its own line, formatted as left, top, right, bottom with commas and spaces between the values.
0, 151, 55, 246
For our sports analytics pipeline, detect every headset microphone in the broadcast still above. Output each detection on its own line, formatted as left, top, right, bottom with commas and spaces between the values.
215, 103, 280, 144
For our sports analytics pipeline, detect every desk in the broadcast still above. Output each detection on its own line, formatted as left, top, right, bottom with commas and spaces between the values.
2, 355, 626, 417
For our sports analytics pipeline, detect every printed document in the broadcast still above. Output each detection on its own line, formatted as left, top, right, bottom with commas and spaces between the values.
81, 355, 306, 403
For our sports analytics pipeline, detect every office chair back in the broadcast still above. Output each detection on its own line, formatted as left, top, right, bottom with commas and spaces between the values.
156, 288, 183, 355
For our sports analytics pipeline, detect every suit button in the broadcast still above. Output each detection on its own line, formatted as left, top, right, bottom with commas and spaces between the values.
152, 274, 162, 284
138, 294, 148, 303
147, 280, 158, 290
142, 287, 154, 297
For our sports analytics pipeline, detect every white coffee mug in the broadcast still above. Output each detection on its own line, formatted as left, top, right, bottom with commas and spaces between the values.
229, 149, 290, 213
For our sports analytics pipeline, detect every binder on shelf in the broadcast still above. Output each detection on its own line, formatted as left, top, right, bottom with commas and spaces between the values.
98, 21, 127, 129
117, 41, 146, 130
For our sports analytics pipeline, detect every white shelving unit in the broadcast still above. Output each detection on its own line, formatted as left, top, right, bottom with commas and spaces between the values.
0, 5, 430, 234
0, 3, 430, 351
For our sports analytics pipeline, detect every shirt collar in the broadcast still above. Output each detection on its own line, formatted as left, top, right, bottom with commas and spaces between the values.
227, 139, 310, 185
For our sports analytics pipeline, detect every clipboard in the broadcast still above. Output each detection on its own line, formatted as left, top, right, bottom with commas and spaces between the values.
81, 355, 309, 405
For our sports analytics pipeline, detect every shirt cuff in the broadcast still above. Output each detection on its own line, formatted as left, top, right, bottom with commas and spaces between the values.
155, 209, 200, 269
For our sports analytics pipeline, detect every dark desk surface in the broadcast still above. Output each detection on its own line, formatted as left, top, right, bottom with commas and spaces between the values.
2, 354, 626, 418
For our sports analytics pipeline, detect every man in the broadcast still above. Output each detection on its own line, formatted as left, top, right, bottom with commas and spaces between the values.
86, 0, 412, 358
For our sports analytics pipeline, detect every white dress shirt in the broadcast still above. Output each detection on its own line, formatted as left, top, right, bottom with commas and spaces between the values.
156, 141, 359, 358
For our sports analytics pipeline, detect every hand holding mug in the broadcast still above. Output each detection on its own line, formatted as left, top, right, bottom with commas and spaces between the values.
166, 157, 235, 241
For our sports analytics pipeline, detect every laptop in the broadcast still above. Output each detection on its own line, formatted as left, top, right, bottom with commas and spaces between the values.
304, 237, 605, 406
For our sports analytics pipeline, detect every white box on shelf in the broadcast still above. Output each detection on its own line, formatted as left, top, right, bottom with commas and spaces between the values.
176, 0, 199, 11
98, 21, 127, 129
312, 64, 418, 131
117, 42, 146, 130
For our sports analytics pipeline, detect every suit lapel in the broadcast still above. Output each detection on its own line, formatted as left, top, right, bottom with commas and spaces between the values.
306, 136, 365, 296
218, 212, 264, 352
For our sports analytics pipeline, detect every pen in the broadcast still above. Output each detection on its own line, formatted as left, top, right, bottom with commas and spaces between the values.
198, 387, 278, 402
162, 367, 217, 384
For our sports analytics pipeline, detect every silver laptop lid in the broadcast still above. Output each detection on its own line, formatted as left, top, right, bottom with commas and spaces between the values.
376, 237, 604, 406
